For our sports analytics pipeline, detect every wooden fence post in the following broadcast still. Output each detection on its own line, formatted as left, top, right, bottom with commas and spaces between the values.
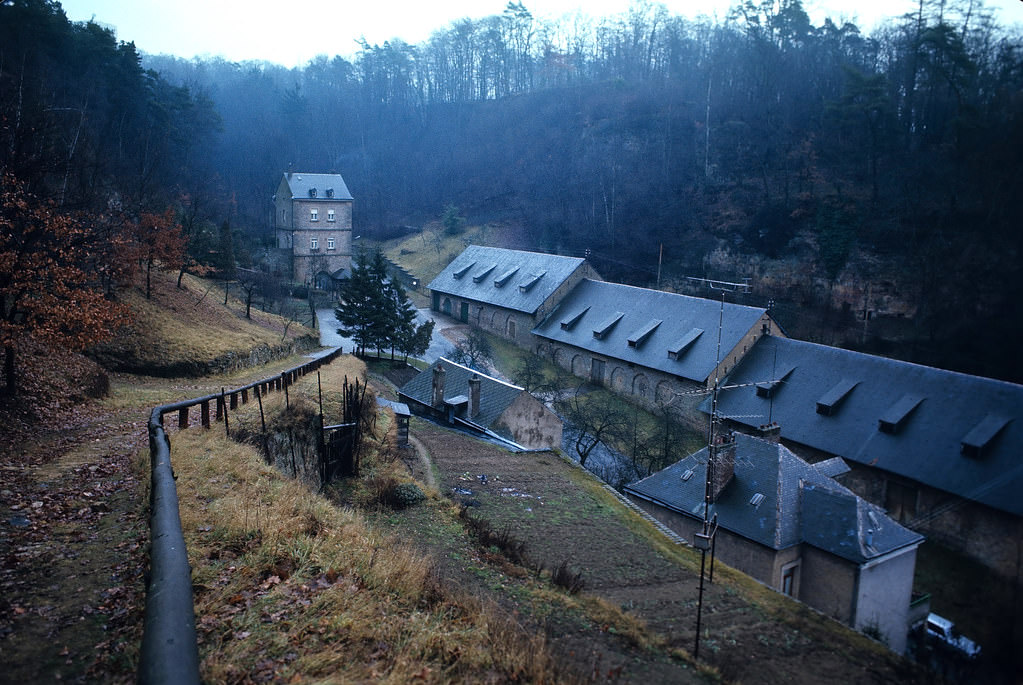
178, 407, 189, 429
201, 400, 210, 429
221, 388, 230, 438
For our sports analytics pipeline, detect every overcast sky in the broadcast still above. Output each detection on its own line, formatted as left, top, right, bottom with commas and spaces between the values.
58, 0, 1023, 68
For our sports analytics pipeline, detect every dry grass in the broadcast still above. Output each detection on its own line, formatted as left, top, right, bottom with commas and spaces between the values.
170, 426, 563, 683
91, 271, 318, 375
381, 222, 524, 288
164, 353, 568, 681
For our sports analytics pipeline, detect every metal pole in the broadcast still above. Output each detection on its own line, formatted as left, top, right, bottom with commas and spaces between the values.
694, 548, 707, 660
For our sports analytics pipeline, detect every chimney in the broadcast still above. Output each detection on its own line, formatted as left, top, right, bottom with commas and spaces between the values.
468, 375, 481, 418
709, 431, 736, 502
431, 363, 446, 407
757, 422, 781, 443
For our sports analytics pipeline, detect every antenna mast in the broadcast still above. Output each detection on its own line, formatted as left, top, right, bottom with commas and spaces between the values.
688, 276, 749, 660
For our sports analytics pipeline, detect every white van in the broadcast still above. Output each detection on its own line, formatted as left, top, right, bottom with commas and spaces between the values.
924, 613, 981, 659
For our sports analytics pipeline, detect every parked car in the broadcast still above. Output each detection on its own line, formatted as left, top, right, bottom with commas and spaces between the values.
923, 613, 982, 659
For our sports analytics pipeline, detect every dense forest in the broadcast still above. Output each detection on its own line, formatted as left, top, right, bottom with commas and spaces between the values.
2, 0, 1022, 382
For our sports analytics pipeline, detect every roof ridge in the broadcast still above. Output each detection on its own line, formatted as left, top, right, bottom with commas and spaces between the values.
768, 336, 1023, 389
580, 279, 768, 314
437, 357, 524, 391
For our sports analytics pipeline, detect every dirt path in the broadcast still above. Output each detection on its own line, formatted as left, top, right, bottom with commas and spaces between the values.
0, 359, 322, 683
0, 388, 149, 683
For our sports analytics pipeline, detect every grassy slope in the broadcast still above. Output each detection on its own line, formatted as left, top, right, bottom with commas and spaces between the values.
89, 272, 318, 375
381, 222, 526, 289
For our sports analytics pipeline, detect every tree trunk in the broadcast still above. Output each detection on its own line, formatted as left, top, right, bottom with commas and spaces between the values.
3, 344, 16, 396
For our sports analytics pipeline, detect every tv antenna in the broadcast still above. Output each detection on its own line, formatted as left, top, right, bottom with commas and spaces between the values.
687, 274, 751, 661
686, 276, 751, 293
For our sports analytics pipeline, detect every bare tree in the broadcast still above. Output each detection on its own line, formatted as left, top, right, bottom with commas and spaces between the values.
557, 389, 631, 468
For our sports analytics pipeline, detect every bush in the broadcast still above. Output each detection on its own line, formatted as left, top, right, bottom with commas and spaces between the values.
551, 560, 585, 594
389, 482, 426, 509
459, 507, 529, 566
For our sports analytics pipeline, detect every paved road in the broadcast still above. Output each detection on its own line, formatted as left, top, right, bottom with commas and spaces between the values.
316, 307, 456, 363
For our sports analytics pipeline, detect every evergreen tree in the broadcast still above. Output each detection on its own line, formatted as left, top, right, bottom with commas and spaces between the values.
335, 252, 384, 356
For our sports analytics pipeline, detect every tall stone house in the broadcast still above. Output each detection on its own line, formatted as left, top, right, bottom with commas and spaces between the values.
274, 172, 353, 287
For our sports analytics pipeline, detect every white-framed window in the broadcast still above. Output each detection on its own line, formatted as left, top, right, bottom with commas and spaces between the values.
327, 209, 336, 222
327, 237, 335, 250
310, 237, 318, 250
310, 209, 319, 221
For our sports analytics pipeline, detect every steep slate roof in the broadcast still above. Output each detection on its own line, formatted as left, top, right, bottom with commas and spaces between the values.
624, 433, 922, 562
281, 173, 353, 201
705, 335, 1023, 517
398, 358, 524, 432
427, 245, 587, 315
532, 280, 768, 383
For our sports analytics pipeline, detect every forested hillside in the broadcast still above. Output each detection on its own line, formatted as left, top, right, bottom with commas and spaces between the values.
3, 0, 1022, 381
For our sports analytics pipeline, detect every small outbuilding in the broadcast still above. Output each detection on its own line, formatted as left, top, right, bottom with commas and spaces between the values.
398, 358, 562, 450
625, 431, 924, 653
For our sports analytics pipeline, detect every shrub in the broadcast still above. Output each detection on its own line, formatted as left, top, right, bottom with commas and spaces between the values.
389, 482, 426, 509
551, 560, 585, 594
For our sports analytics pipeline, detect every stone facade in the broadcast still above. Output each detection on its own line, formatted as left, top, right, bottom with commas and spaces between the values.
538, 339, 708, 429
492, 390, 564, 450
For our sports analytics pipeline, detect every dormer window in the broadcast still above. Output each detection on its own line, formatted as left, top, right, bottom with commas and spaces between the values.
327, 209, 335, 222
309, 188, 317, 198
310, 209, 318, 221
560, 307, 589, 330
592, 312, 624, 340
326, 188, 334, 198
878, 394, 923, 434
472, 264, 497, 283
494, 267, 519, 287
961, 415, 1010, 458
816, 379, 858, 416
518, 271, 546, 292
453, 262, 475, 279
756, 365, 795, 398
668, 328, 703, 360
628, 319, 662, 348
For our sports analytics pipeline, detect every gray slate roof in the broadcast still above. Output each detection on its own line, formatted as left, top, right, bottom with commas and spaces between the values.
427, 245, 587, 315
705, 335, 1023, 517
532, 280, 768, 383
398, 357, 524, 432
624, 433, 922, 563
282, 173, 353, 201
